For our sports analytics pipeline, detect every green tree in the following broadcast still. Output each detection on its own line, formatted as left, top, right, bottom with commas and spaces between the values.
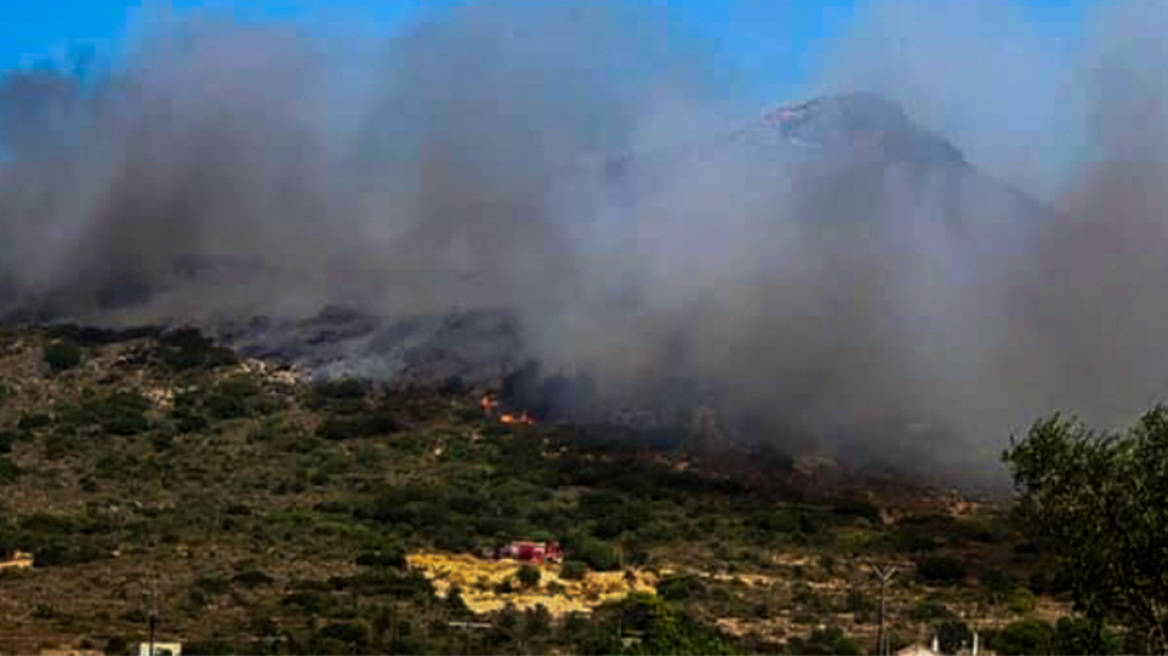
612, 593, 737, 655
1053, 616, 1122, 655
989, 619, 1054, 656
1004, 409, 1168, 653
788, 626, 862, 655
1007, 588, 1037, 615
937, 620, 972, 654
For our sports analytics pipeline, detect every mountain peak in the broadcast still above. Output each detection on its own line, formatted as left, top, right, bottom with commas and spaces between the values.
749, 92, 966, 166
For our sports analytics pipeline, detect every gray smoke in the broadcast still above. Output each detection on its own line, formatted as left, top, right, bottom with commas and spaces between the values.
2, 1, 1167, 486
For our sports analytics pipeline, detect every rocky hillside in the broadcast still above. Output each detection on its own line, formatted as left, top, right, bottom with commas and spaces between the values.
0, 324, 1077, 655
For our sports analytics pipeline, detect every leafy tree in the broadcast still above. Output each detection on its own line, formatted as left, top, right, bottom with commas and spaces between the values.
989, 619, 1054, 656
1004, 410, 1168, 653
787, 626, 862, 655
1053, 616, 1122, 656
604, 593, 737, 655
937, 620, 972, 654
980, 567, 1017, 597
1007, 587, 1037, 615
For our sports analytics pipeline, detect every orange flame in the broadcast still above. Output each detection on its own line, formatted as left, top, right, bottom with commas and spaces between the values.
481, 393, 535, 425
499, 412, 535, 426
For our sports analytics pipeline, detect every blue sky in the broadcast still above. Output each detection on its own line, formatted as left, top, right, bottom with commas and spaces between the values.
3, 1, 1089, 105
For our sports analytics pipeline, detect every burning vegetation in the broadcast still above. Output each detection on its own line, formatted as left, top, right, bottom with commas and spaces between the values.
481, 393, 536, 426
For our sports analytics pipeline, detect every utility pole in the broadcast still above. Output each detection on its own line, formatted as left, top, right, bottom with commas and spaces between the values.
871, 563, 899, 656
147, 575, 159, 656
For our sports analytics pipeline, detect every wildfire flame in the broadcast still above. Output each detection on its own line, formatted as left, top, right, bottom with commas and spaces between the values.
499, 412, 535, 426
480, 394, 535, 426
480, 394, 500, 413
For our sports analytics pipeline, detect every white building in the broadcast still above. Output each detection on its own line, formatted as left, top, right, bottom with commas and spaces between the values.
136, 643, 181, 656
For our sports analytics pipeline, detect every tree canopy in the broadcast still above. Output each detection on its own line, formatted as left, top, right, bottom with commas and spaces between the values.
1004, 407, 1168, 654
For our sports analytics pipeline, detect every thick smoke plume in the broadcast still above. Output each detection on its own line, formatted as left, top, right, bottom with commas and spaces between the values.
1, 1, 1167, 485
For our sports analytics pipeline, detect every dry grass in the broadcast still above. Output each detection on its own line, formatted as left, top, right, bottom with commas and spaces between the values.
408, 551, 658, 615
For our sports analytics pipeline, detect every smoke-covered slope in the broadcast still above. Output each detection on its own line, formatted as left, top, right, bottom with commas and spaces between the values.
176, 91, 1052, 487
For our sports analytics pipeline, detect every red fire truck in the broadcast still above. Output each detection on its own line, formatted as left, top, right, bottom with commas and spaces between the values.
494, 541, 564, 564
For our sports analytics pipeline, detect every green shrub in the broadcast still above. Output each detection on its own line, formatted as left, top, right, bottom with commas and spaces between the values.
0, 456, 20, 484
233, 569, 275, 588
517, 564, 541, 588
846, 590, 878, 624
1053, 616, 1122, 655
317, 621, 369, 646
157, 328, 237, 370
911, 597, 954, 622
937, 620, 972, 654
915, 555, 967, 586
204, 376, 264, 420
787, 626, 862, 655
85, 392, 150, 435
42, 430, 76, 460
105, 636, 129, 655
282, 589, 333, 615
1007, 587, 1037, 615
657, 573, 706, 601
355, 547, 406, 569
979, 567, 1016, 596
989, 619, 1055, 656
45, 324, 159, 347
560, 560, 588, 580
749, 508, 800, 533
43, 341, 82, 373
18, 412, 52, 431
32, 539, 110, 568
193, 575, 231, 596
183, 637, 237, 656
316, 410, 399, 441
564, 537, 620, 571
830, 497, 882, 523
172, 407, 209, 433
307, 379, 368, 414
